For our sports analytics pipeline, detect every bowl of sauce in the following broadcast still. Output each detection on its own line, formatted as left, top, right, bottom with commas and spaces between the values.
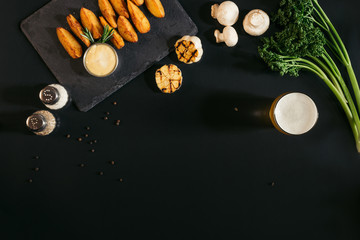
83, 43, 118, 77
270, 92, 318, 135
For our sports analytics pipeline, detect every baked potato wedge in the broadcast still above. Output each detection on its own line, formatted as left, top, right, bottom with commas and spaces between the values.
145, 0, 165, 18
56, 27, 83, 59
127, 0, 150, 34
99, 0, 117, 28
66, 14, 91, 47
117, 16, 138, 42
80, 8, 103, 39
110, 0, 129, 18
131, 0, 144, 6
99, 16, 125, 49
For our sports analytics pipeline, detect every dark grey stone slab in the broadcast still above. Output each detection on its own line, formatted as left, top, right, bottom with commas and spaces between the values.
21, 0, 198, 112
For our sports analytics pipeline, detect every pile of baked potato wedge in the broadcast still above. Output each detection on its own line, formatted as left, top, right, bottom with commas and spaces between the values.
57, 0, 165, 59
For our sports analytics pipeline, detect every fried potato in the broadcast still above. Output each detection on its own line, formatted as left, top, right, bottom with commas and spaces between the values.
110, 0, 129, 18
99, 0, 117, 28
66, 14, 91, 47
145, 0, 165, 18
127, 0, 150, 34
99, 16, 125, 49
131, 0, 144, 6
56, 27, 83, 59
117, 16, 138, 42
80, 8, 103, 39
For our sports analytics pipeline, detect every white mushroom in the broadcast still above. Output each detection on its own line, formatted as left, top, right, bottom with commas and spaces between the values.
243, 9, 270, 36
214, 26, 238, 47
211, 1, 239, 26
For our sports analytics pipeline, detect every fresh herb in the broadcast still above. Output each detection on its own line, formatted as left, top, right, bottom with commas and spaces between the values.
81, 28, 95, 43
81, 25, 114, 44
259, 0, 360, 152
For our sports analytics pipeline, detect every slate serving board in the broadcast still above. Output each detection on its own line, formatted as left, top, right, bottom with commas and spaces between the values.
21, 0, 198, 112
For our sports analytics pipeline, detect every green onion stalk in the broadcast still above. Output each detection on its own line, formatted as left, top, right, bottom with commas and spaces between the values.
258, 0, 360, 152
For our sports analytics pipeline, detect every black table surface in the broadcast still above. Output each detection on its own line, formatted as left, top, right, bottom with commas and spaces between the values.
1, 0, 360, 239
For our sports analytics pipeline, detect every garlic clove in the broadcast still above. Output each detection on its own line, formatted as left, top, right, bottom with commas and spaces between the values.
174, 35, 203, 64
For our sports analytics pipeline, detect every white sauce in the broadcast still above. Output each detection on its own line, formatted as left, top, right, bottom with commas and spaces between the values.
85, 44, 117, 77
274, 93, 318, 135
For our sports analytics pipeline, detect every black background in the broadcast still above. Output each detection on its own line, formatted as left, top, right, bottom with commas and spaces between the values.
1, 0, 360, 239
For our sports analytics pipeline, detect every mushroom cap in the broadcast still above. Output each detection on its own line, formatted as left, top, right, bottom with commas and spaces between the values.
222, 26, 238, 47
243, 9, 270, 36
212, 1, 239, 26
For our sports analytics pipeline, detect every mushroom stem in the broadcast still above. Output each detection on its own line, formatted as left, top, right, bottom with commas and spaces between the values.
249, 12, 264, 27
214, 29, 224, 43
211, 4, 219, 19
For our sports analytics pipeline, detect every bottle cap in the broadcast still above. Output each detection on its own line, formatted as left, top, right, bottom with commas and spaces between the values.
26, 114, 47, 132
40, 86, 59, 105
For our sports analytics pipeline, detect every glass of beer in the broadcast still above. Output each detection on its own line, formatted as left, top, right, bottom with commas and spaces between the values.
269, 92, 318, 135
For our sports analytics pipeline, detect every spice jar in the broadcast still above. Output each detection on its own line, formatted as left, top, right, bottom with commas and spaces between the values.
39, 84, 70, 110
26, 110, 58, 136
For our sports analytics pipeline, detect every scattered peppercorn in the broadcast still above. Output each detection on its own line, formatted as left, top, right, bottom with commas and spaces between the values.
89, 141, 93, 145
84, 134, 89, 138
77, 137, 83, 142
113, 101, 117, 106
103, 116, 108, 120
105, 112, 110, 115
85, 126, 91, 130
66, 134, 71, 138
90, 149, 95, 153
93, 140, 97, 144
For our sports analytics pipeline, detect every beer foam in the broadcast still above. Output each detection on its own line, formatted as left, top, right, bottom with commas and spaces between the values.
274, 93, 318, 135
